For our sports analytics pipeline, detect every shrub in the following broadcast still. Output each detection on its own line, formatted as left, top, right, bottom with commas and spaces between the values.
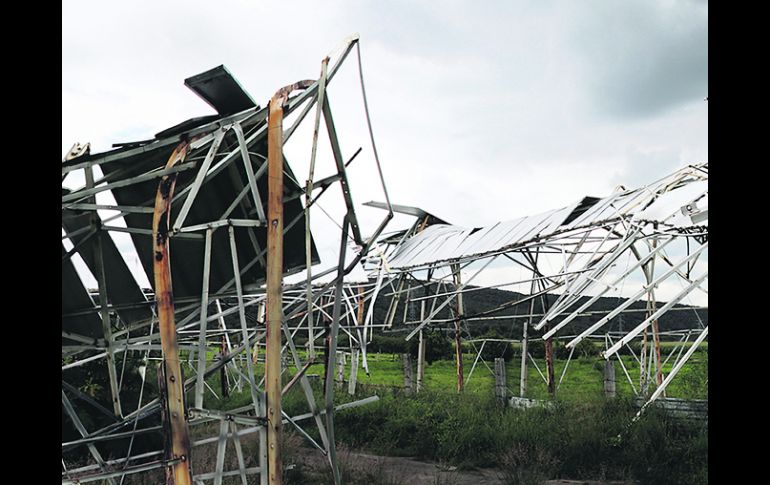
476, 329, 515, 362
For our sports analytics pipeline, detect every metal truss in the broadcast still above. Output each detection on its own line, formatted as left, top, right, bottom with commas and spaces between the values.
62, 36, 392, 485
366, 163, 708, 404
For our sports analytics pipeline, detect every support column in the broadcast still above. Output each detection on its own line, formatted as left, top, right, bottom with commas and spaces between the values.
451, 264, 465, 393
152, 142, 193, 485
417, 328, 426, 392
84, 165, 122, 418
305, 58, 328, 360
650, 228, 663, 388
266, 91, 286, 485
520, 290, 534, 398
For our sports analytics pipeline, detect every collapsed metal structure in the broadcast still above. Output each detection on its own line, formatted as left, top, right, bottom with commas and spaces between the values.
368, 163, 707, 405
62, 34, 707, 485
62, 36, 393, 484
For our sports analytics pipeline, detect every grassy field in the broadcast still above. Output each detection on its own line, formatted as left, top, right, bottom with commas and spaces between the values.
193, 343, 707, 428
116, 344, 707, 485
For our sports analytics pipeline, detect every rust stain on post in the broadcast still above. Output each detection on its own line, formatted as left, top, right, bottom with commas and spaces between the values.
152, 141, 193, 485
266, 92, 286, 485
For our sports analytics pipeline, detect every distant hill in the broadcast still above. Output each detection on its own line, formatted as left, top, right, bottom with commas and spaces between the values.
371, 280, 707, 340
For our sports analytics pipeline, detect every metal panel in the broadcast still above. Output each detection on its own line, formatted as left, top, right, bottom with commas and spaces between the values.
62, 212, 152, 326
62, 244, 102, 340
184, 65, 258, 116
99, 119, 320, 299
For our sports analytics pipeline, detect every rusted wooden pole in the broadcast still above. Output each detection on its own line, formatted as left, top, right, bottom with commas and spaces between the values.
153, 141, 193, 485
541, 293, 556, 398
651, 228, 663, 388
266, 91, 286, 485
520, 299, 531, 398
264, 79, 313, 484
451, 264, 464, 393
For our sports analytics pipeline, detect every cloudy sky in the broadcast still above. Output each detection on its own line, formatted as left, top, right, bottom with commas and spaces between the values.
62, 0, 707, 305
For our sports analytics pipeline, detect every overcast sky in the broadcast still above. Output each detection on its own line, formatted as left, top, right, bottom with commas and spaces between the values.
62, 0, 707, 306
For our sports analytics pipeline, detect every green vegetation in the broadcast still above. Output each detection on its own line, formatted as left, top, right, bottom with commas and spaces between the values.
67, 344, 707, 485
330, 389, 707, 484
276, 345, 707, 484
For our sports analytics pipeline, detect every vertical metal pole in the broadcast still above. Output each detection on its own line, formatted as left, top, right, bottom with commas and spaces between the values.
152, 141, 193, 485
641, 244, 655, 394
451, 264, 465, 392
227, 226, 267, 485
195, 228, 213, 409
417, 329, 426, 393
324, 216, 350, 485
538, 280, 556, 397
306, 58, 328, 360
323, 295, 332, 384
84, 165, 123, 418
266, 93, 285, 485
93, 232, 123, 417
520, 260, 538, 398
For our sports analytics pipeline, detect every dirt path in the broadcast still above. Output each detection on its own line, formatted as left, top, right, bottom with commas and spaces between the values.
292, 448, 502, 484
289, 447, 633, 484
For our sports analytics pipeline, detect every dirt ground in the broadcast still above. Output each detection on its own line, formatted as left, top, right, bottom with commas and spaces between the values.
290, 447, 634, 484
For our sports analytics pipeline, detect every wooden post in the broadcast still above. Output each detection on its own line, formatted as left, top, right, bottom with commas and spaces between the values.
402, 353, 414, 395
335, 352, 345, 389
152, 142, 193, 485
451, 264, 465, 393
266, 91, 286, 485
495, 358, 507, 406
604, 359, 616, 399
348, 349, 359, 396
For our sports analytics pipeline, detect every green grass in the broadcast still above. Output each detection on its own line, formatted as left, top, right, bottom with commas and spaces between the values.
169, 345, 706, 484
186, 345, 707, 412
